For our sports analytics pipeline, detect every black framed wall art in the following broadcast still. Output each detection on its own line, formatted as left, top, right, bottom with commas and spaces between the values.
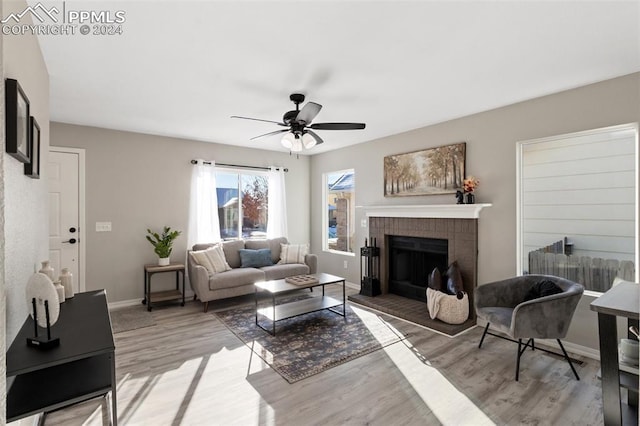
5, 78, 31, 163
25, 117, 40, 178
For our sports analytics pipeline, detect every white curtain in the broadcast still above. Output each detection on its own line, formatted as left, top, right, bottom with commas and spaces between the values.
187, 160, 221, 248
266, 167, 288, 238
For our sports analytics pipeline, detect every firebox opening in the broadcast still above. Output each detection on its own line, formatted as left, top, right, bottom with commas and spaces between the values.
388, 235, 448, 302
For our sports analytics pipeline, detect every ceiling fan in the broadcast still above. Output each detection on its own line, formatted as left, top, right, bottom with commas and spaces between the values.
231, 93, 366, 152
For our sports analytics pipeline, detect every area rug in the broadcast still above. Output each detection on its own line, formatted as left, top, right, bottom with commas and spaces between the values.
214, 298, 407, 383
110, 307, 156, 333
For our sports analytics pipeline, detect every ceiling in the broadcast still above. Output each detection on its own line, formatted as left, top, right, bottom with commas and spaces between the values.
33, 1, 640, 155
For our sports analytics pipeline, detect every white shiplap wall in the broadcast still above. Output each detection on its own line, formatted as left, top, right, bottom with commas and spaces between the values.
521, 124, 637, 270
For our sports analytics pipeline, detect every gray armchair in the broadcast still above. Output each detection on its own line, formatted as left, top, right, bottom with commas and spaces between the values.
475, 274, 584, 381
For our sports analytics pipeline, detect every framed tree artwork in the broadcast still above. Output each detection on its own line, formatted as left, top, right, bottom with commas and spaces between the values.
384, 142, 466, 197
25, 117, 40, 178
5, 78, 31, 163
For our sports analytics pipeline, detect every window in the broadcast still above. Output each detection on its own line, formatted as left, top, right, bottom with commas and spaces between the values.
323, 169, 355, 254
216, 170, 268, 240
517, 123, 638, 294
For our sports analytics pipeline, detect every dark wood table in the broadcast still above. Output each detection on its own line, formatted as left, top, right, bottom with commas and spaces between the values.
590, 282, 639, 425
6, 290, 117, 425
143, 263, 185, 311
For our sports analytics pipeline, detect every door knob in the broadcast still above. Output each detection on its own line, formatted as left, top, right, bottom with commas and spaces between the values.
69, 227, 77, 233
62, 238, 77, 244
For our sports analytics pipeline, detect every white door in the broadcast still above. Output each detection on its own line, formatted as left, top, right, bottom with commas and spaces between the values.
48, 149, 85, 293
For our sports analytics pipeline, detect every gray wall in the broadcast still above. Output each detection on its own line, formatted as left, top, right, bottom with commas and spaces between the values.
2, 1, 50, 422
309, 72, 640, 350
50, 123, 311, 303
3, 1, 51, 345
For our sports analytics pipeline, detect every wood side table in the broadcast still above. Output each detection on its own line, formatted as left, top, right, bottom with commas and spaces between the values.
143, 263, 185, 311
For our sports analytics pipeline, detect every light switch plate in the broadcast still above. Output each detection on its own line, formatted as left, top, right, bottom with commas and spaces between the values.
96, 222, 112, 232
361, 219, 368, 228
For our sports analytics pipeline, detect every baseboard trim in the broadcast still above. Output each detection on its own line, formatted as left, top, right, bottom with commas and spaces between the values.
108, 290, 195, 311
476, 318, 600, 361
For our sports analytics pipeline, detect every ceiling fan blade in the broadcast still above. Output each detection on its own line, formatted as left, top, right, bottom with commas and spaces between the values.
250, 129, 289, 140
310, 122, 366, 130
231, 116, 287, 126
305, 130, 324, 145
295, 102, 322, 124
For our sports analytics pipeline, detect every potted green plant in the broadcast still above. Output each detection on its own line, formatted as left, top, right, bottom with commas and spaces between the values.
146, 226, 181, 266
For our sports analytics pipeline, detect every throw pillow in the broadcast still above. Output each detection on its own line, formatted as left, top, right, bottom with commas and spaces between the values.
445, 261, 465, 298
428, 267, 443, 292
278, 243, 309, 264
190, 245, 231, 275
523, 280, 563, 302
239, 249, 274, 268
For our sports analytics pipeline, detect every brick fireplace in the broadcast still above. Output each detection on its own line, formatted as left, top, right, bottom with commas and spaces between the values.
349, 204, 490, 336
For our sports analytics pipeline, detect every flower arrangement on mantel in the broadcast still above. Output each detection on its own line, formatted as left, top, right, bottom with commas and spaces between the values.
463, 176, 480, 193
455, 176, 479, 205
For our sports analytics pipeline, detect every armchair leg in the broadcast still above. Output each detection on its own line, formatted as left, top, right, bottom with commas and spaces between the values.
516, 339, 522, 381
557, 339, 580, 380
478, 323, 490, 348
203, 301, 209, 313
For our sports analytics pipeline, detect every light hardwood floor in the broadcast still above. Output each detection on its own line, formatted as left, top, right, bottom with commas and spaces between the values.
45, 285, 604, 425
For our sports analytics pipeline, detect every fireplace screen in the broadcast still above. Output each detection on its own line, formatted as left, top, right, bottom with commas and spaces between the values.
388, 236, 448, 302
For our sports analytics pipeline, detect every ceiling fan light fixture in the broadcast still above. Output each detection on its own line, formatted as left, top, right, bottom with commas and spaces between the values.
291, 135, 303, 152
281, 132, 296, 149
302, 132, 317, 149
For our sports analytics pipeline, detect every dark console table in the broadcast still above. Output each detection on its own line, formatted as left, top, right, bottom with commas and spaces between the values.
591, 282, 639, 426
6, 290, 117, 425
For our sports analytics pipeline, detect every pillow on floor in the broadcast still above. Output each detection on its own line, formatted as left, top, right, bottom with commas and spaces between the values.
239, 249, 274, 268
428, 268, 443, 292
191, 244, 231, 274
445, 261, 464, 297
278, 243, 309, 264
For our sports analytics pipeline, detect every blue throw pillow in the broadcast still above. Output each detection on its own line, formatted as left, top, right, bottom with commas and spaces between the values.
239, 249, 274, 268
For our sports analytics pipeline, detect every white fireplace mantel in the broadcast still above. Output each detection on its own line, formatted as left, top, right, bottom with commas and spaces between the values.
357, 203, 492, 219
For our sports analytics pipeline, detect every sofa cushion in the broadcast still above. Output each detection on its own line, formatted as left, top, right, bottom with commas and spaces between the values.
208, 268, 266, 290
246, 237, 288, 263
523, 280, 563, 302
222, 239, 245, 268
190, 245, 231, 274
193, 243, 215, 252
278, 243, 309, 264
261, 263, 310, 281
239, 249, 274, 268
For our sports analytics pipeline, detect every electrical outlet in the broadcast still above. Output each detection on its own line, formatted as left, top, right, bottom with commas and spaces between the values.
96, 222, 112, 232
344, 260, 348, 269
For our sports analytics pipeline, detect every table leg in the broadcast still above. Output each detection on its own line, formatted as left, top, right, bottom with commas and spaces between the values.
272, 294, 276, 336
142, 268, 147, 305
255, 287, 258, 326
342, 279, 346, 316
110, 351, 118, 426
598, 312, 622, 426
147, 272, 152, 312
180, 271, 185, 306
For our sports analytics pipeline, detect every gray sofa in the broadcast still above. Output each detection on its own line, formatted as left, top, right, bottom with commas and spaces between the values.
187, 237, 317, 312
